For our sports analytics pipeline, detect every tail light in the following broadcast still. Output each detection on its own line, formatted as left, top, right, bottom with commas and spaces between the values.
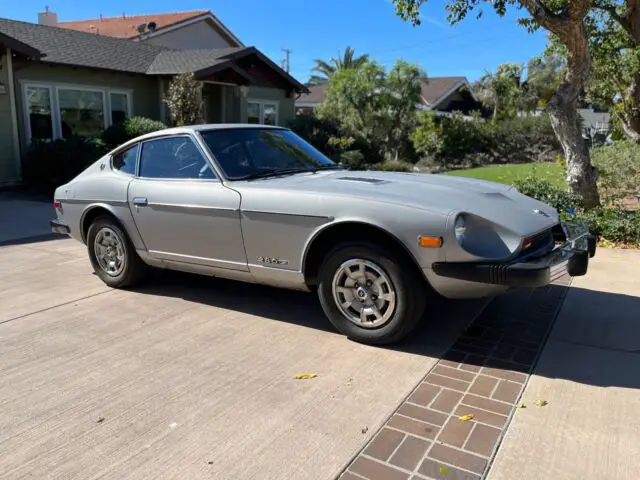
53, 200, 62, 209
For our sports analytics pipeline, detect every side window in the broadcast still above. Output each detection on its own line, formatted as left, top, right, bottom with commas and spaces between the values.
112, 144, 139, 176
139, 136, 216, 180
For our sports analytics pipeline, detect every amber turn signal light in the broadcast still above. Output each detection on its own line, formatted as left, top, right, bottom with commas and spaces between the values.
418, 236, 443, 248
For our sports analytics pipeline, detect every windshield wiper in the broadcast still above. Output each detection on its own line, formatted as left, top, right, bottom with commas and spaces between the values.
234, 164, 343, 180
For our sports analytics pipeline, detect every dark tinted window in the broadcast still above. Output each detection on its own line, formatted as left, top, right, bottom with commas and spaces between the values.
112, 144, 139, 176
139, 136, 216, 179
199, 128, 335, 180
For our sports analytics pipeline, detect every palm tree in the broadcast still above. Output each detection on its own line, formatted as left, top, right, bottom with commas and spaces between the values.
307, 47, 370, 86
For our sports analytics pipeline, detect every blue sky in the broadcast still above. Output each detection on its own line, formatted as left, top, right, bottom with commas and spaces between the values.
6, 0, 549, 82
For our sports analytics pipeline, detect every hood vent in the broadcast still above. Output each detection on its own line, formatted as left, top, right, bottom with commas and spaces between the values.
336, 177, 387, 185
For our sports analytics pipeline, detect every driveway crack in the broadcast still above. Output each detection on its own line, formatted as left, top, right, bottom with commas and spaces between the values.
0, 290, 113, 325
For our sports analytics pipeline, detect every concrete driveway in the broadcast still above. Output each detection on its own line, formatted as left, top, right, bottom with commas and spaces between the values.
0, 238, 486, 480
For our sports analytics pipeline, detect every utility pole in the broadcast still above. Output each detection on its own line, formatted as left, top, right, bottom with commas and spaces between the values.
281, 48, 292, 73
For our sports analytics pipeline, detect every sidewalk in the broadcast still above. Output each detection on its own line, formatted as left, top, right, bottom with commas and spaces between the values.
487, 248, 640, 480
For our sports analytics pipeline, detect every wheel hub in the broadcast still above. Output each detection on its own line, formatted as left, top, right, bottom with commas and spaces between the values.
93, 227, 126, 277
332, 259, 397, 329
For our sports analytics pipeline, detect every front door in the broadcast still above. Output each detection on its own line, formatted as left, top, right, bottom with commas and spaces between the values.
128, 134, 247, 271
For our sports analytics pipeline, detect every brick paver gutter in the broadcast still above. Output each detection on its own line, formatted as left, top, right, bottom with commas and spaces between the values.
338, 277, 571, 480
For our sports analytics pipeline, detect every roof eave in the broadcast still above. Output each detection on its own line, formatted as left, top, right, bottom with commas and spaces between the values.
0, 32, 43, 59
222, 47, 309, 93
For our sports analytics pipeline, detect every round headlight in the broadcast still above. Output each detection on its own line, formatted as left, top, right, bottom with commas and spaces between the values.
454, 215, 466, 244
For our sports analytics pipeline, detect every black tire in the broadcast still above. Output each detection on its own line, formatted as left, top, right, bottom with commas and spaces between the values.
86, 215, 147, 288
317, 242, 427, 345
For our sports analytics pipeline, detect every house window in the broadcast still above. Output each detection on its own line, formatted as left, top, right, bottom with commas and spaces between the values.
58, 88, 106, 139
247, 102, 261, 124
247, 100, 279, 125
110, 92, 131, 125
22, 82, 134, 143
25, 85, 54, 141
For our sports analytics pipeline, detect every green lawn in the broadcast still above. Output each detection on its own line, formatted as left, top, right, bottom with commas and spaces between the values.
445, 162, 566, 188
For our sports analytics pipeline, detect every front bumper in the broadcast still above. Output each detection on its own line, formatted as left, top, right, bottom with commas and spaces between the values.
50, 219, 70, 235
432, 223, 597, 288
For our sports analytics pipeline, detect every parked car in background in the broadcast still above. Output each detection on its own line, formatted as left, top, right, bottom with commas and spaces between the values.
51, 125, 597, 345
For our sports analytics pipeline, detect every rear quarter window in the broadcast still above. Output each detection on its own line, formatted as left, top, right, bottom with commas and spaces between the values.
112, 144, 140, 176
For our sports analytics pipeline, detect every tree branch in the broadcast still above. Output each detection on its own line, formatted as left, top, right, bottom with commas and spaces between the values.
593, 1, 635, 39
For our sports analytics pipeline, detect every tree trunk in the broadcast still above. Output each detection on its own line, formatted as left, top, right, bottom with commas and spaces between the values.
620, 74, 640, 142
547, 100, 600, 207
519, 0, 600, 208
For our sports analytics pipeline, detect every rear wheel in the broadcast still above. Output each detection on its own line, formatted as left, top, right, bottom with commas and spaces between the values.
87, 216, 147, 288
317, 242, 427, 345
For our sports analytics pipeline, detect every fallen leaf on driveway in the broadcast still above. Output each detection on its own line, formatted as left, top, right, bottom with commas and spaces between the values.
295, 373, 317, 379
534, 399, 548, 407
439, 466, 449, 474
459, 414, 474, 421
516, 403, 526, 409
361, 426, 368, 434
96, 417, 105, 424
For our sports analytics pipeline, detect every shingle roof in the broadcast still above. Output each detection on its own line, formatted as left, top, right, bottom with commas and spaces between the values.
0, 17, 166, 73
57, 10, 208, 38
147, 47, 243, 74
296, 77, 470, 107
420, 76, 467, 105
297, 84, 328, 104
0, 17, 305, 91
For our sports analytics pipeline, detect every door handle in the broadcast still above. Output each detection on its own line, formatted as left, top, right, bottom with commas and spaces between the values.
133, 197, 148, 207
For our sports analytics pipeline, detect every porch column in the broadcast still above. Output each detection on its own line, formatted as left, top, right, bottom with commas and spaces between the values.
7, 49, 21, 180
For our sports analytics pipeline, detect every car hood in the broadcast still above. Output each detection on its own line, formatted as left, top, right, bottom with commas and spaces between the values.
233, 170, 559, 234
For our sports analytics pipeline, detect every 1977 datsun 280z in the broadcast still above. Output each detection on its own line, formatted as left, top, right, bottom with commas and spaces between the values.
51, 125, 597, 345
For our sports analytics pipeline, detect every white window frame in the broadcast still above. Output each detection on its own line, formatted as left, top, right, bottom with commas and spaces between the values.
22, 83, 56, 142
109, 90, 134, 125
247, 99, 279, 125
21, 81, 134, 143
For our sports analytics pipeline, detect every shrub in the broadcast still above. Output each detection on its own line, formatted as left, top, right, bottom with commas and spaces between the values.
339, 150, 366, 169
513, 175, 640, 246
288, 113, 383, 164
591, 141, 640, 205
22, 136, 109, 193
102, 117, 167, 148
513, 177, 584, 214
370, 160, 414, 172
164, 72, 203, 126
412, 112, 560, 167
579, 208, 640, 246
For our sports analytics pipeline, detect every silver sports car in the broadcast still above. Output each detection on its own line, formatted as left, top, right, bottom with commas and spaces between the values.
51, 124, 596, 345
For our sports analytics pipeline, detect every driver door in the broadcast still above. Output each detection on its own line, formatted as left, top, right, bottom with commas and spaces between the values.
128, 134, 247, 271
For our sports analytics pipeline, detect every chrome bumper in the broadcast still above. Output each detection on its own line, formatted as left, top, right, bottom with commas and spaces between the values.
432, 222, 596, 288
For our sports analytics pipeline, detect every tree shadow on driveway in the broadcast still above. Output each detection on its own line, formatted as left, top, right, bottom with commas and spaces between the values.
130, 271, 640, 390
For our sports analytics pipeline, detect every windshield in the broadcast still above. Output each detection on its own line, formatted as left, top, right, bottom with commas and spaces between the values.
198, 128, 338, 180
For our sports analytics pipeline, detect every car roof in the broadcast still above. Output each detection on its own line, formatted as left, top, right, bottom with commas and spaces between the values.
117, 123, 287, 148
151, 123, 284, 135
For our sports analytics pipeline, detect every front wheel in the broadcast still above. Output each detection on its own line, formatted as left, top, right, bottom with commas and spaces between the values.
316, 243, 427, 345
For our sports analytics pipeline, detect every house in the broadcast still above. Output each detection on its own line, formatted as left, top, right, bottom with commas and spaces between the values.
295, 76, 483, 116
53, 9, 244, 50
0, 13, 307, 185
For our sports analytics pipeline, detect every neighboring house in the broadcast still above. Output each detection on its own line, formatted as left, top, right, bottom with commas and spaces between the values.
53, 9, 244, 50
295, 76, 483, 116
0, 15, 307, 185
578, 107, 610, 135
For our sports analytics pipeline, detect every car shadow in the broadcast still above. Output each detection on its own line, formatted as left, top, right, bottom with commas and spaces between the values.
0, 233, 67, 247
131, 270, 640, 390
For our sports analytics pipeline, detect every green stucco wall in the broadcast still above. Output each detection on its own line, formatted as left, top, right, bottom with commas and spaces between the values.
244, 86, 295, 127
0, 49, 19, 184
12, 62, 161, 151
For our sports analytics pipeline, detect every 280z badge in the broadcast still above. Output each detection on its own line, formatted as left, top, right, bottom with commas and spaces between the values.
257, 256, 289, 266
